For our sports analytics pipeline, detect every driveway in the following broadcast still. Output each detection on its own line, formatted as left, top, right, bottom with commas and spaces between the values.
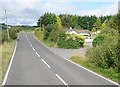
48, 42, 92, 59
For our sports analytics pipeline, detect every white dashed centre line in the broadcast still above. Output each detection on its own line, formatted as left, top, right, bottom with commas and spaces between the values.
32, 47, 35, 51
30, 44, 32, 47
55, 74, 68, 86
35, 52, 40, 57
42, 59, 51, 68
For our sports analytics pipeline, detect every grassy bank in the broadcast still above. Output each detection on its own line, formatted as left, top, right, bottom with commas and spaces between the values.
35, 28, 56, 47
70, 55, 119, 84
0, 40, 16, 85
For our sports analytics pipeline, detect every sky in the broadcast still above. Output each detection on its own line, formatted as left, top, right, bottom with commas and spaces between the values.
1, 0, 119, 26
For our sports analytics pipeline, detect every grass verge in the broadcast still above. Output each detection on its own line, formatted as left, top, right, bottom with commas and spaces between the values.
70, 55, 119, 84
0, 40, 16, 85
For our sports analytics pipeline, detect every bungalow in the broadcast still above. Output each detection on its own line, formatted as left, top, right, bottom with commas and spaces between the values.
65, 29, 91, 39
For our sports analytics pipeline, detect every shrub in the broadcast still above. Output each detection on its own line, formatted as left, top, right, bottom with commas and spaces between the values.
44, 24, 53, 40
57, 34, 85, 49
57, 36, 66, 48
49, 24, 60, 42
35, 28, 44, 40
92, 34, 107, 47
1, 31, 8, 43
88, 28, 118, 69
9, 29, 18, 39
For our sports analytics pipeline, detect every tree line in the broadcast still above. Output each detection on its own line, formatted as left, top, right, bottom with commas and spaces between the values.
37, 13, 111, 31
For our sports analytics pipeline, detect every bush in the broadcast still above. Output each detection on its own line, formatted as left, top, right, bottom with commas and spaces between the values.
1, 31, 8, 43
67, 38, 80, 49
57, 34, 85, 49
88, 28, 118, 69
57, 36, 66, 48
35, 28, 44, 37
9, 29, 18, 40
93, 27, 117, 47
44, 24, 53, 40
92, 34, 107, 47
49, 24, 60, 42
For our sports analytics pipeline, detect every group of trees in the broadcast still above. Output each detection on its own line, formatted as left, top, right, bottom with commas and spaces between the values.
88, 12, 119, 70
37, 13, 86, 48
38, 13, 63, 43
38, 13, 111, 31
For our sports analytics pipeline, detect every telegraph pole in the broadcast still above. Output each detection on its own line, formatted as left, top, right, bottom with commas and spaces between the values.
5, 9, 10, 40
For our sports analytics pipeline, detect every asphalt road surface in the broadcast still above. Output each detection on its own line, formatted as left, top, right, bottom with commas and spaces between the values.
4, 33, 119, 86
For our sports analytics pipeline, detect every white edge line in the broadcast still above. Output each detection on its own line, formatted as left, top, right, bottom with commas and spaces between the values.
42, 59, 51, 68
32, 47, 35, 51
56, 74, 68, 86
2, 35, 19, 86
33, 34, 119, 86
35, 52, 40, 57
64, 58, 120, 86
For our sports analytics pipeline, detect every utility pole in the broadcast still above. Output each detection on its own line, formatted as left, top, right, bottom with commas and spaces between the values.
5, 9, 10, 40
118, 1, 120, 12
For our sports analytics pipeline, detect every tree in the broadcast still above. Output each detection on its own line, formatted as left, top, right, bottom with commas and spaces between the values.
71, 15, 79, 29
59, 14, 72, 28
99, 15, 111, 24
78, 15, 97, 31
92, 18, 101, 31
38, 13, 57, 28
109, 14, 118, 30
56, 16, 62, 29
43, 24, 53, 40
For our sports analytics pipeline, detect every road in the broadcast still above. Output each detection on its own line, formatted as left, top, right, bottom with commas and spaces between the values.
4, 33, 119, 86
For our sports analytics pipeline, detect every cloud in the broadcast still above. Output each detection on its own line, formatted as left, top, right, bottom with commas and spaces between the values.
1, 1, 75, 25
1, 0, 118, 25
76, 1, 118, 17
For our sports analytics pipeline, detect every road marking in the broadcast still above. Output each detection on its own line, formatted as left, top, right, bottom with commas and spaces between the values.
2, 36, 19, 86
56, 74, 68, 86
42, 59, 51, 68
32, 47, 35, 51
35, 52, 40, 57
63, 58, 120, 86
26, 35, 31, 44
26, 35, 28, 41
33, 34, 119, 86
30, 44, 32, 47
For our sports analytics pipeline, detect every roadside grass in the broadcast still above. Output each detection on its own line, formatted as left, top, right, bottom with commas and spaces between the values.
0, 44, 2, 85
0, 40, 16, 85
35, 28, 56, 47
70, 55, 119, 84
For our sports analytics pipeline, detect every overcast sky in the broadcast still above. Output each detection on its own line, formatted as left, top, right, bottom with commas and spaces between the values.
1, 0, 119, 26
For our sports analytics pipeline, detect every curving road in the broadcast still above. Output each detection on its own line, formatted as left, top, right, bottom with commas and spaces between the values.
4, 33, 119, 86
